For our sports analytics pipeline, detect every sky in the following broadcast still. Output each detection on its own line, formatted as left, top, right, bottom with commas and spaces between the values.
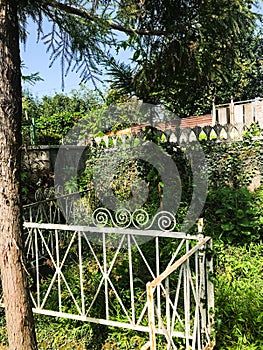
20, 19, 132, 98
21, 21, 82, 97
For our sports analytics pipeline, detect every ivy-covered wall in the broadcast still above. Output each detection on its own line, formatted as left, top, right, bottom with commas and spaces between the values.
22, 122, 263, 177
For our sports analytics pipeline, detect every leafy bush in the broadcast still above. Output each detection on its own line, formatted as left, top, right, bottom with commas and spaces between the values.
214, 242, 263, 349
35, 111, 82, 144
203, 187, 263, 244
22, 88, 103, 145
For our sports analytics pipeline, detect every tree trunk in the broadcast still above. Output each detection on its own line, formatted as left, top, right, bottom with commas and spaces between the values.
0, 1, 38, 349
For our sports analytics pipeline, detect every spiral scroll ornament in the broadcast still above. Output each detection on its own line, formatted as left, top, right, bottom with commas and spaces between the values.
115, 209, 132, 228
132, 209, 149, 229
92, 208, 112, 227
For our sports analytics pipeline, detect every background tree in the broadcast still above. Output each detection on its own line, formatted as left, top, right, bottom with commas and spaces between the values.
0, 0, 162, 348
0, 1, 38, 348
34, 88, 103, 143
108, 0, 262, 117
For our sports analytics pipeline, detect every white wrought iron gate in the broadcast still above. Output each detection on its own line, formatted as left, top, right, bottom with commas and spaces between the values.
21, 205, 214, 350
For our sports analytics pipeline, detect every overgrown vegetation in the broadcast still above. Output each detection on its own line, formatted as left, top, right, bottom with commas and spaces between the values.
18, 57, 263, 348
15, 115, 263, 348
0, 0, 261, 348
214, 242, 263, 349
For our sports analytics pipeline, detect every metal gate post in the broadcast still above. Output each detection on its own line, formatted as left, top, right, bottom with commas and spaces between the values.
147, 282, 156, 349
206, 239, 215, 348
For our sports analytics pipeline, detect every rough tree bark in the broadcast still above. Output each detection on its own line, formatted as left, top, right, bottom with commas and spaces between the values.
0, 0, 38, 348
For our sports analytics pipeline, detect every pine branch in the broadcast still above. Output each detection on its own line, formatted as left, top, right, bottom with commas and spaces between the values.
41, 0, 167, 36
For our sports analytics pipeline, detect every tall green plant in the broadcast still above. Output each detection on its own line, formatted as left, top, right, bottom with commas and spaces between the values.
214, 242, 263, 349
203, 187, 263, 244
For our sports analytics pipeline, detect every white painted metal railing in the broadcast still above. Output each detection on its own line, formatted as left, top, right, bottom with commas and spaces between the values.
22, 218, 214, 350
146, 236, 214, 349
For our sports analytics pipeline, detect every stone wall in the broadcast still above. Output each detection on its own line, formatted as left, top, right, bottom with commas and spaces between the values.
22, 145, 86, 172
22, 123, 262, 191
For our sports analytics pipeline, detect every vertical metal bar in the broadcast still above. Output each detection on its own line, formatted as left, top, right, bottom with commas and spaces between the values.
165, 277, 171, 350
195, 249, 201, 350
55, 229, 62, 313
191, 248, 201, 350
52, 201, 56, 223
156, 236, 161, 329
147, 283, 156, 350
29, 206, 32, 222
30, 228, 34, 259
128, 234, 135, 324
34, 228, 40, 308
206, 239, 215, 348
184, 240, 190, 350
51, 228, 54, 256
65, 197, 68, 222
199, 244, 207, 349
196, 220, 204, 346
49, 202, 52, 223
78, 231, 85, 316
103, 232, 109, 320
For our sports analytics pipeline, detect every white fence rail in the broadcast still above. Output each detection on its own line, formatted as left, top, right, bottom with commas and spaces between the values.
21, 220, 214, 349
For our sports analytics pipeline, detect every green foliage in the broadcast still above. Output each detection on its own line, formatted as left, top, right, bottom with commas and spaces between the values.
214, 242, 263, 349
18, 116, 263, 348
34, 315, 107, 349
75, 147, 162, 216
71, 127, 194, 221
203, 187, 263, 244
200, 125, 263, 244
22, 88, 103, 144
108, 0, 262, 117
36, 111, 82, 144
22, 72, 43, 86
105, 58, 136, 99
203, 130, 263, 189
39, 88, 102, 117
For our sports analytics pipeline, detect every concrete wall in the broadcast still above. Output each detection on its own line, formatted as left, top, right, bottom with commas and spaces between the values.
22, 145, 87, 172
